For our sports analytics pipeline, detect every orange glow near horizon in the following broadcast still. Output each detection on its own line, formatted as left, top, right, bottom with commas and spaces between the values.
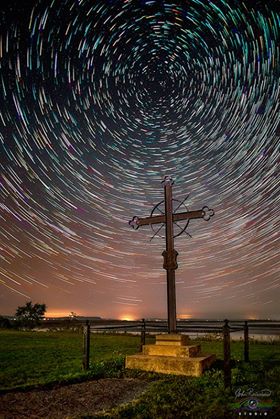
46, 310, 73, 318
178, 313, 192, 319
247, 315, 258, 320
119, 314, 136, 321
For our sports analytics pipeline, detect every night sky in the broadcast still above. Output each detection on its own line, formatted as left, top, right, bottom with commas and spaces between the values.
0, 0, 279, 320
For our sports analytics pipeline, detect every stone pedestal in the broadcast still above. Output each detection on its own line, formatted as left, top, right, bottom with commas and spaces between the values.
125, 334, 216, 377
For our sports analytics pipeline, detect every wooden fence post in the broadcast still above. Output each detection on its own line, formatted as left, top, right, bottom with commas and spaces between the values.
223, 319, 231, 389
83, 320, 90, 370
140, 318, 146, 351
244, 320, 249, 362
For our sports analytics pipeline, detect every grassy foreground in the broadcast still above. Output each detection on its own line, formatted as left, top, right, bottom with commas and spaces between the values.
0, 329, 154, 390
0, 330, 280, 417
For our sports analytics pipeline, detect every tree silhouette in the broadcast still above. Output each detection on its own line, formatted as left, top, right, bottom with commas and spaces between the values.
69, 311, 77, 320
15, 301, 46, 328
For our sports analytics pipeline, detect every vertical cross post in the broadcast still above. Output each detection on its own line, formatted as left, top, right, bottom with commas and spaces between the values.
162, 176, 178, 334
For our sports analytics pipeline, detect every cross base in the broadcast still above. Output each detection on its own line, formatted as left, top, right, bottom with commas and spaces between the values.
125, 334, 216, 377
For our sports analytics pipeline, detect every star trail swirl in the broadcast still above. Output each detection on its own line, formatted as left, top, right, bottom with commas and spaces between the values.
0, 0, 279, 319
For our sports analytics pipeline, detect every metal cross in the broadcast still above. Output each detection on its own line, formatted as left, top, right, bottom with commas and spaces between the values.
129, 176, 214, 334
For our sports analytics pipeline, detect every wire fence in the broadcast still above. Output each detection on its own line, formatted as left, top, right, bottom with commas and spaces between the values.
78, 318, 280, 388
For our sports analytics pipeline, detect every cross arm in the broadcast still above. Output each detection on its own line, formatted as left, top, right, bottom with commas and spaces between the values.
129, 207, 214, 229
129, 214, 165, 228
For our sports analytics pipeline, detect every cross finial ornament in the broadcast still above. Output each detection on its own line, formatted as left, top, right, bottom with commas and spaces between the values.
129, 176, 214, 333
161, 175, 174, 186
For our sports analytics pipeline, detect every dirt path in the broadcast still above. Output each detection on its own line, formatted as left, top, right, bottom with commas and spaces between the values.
0, 378, 149, 418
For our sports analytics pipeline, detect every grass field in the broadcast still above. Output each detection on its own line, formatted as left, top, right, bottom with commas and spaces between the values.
1, 330, 280, 391
1, 330, 280, 417
0, 329, 155, 390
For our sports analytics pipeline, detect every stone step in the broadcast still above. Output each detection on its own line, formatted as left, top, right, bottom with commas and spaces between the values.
143, 344, 201, 358
125, 353, 216, 377
155, 334, 189, 346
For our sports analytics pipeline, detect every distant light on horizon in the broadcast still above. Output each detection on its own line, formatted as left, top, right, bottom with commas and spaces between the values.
178, 313, 193, 320
119, 314, 137, 321
46, 310, 72, 318
247, 315, 258, 320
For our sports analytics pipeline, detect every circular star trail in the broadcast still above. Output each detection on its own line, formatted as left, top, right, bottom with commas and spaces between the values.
0, 0, 279, 318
